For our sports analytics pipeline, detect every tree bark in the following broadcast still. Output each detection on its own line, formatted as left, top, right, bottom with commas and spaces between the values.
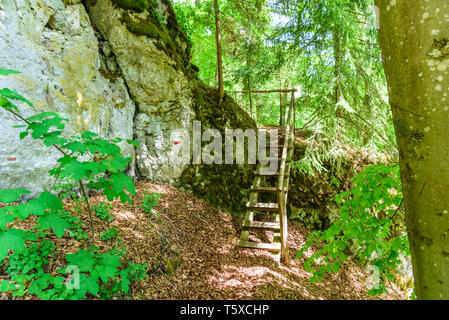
376, 0, 449, 300
214, 0, 224, 102
245, 43, 253, 116
333, 27, 342, 105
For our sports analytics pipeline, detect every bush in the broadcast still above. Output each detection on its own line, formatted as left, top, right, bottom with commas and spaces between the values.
0, 68, 146, 300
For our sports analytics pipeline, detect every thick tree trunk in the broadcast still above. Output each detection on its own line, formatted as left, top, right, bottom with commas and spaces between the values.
214, 0, 224, 102
376, 0, 449, 300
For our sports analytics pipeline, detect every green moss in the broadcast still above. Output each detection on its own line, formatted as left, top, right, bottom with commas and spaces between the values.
111, 0, 148, 13
122, 13, 161, 39
84, 0, 97, 8
162, 250, 182, 277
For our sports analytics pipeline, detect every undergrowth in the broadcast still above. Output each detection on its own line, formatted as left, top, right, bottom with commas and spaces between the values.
0, 68, 148, 300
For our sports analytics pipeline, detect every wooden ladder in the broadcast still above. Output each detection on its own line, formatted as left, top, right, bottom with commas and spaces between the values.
238, 92, 296, 265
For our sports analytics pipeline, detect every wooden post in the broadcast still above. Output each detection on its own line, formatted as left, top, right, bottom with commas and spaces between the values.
278, 189, 289, 265
279, 69, 283, 127
248, 76, 253, 116
277, 93, 294, 266
292, 92, 296, 131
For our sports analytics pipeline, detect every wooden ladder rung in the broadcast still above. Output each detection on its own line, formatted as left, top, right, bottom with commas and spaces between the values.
251, 186, 287, 193
247, 202, 279, 212
242, 220, 281, 231
238, 241, 281, 252
254, 170, 290, 177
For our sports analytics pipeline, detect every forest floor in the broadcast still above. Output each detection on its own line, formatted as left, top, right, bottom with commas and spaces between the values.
1, 181, 407, 300
72, 181, 407, 300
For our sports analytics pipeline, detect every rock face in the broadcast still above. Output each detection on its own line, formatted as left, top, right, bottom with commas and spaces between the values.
0, 0, 135, 195
87, 0, 195, 183
0, 0, 256, 211
86, 0, 257, 212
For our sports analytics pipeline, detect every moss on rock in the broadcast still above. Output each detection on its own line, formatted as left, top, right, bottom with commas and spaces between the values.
121, 12, 160, 38
111, 0, 148, 12
179, 82, 257, 213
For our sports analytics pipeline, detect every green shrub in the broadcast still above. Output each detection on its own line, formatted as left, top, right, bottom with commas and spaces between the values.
298, 164, 409, 296
0, 68, 146, 300
93, 203, 115, 222
141, 191, 162, 216
101, 227, 119, 242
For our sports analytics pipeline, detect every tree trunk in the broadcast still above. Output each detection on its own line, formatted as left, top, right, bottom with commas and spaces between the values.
245, 43, 253, 116
247, 75, 253, 116
214, 0, 224, 102
333, 27, 342, 105
376, 0, 449, 300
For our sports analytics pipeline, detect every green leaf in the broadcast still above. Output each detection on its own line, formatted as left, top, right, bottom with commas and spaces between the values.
43, 131, 67, 146
66, 250, 95, 273
26, 112, 60, 122
81, 131, 98, 139
0, 188, 31, 204
81, 275, 99, 296
0, 208, 15, 230
120, 270, 131, 294
101, 254, 122, 268
64, 141, 88, 153
94, 264, 119, 283
111, 173, 136, 196
0, 280, 12, 292
20, 131, 29, 139
0, 68, 21, 76
38, 192, 64, 212
0, 88, 32, 106
126, 139, 140, 148
38, 212, 70, 238
0, 229, 26, 260
0, 97, 18, 111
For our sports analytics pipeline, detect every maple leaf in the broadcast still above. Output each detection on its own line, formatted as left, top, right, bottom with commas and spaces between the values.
66, 250, 95, 272
38, 212, 70, 238
0, 188, 31, 204
0, 229, 26, 260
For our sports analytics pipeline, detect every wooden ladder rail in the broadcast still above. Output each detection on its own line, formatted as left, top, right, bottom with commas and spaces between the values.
238, 90, 296, 264
277, 92, 295, 265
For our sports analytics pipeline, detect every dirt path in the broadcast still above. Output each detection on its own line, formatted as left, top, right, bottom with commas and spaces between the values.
2, 181, 406, 300
94, 182, 406, 300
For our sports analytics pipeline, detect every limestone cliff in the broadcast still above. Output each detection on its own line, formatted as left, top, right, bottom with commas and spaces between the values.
0, 0, 135, 194
0, 0, 255, 212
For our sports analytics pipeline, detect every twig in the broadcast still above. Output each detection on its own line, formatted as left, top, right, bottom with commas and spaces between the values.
7, 108, 96, 245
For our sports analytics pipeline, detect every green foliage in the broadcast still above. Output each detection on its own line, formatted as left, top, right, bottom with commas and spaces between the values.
60, 211, 89, 240
93, 203, 115, 222
141, 191, 162, 216
65, 249, 148, 299
297, 164, 409, 295
0, 68, 21, 76
0, 68, 146, 300
0, 188, 31, 204
1, 244, 148, 300
100, 227, 119, 242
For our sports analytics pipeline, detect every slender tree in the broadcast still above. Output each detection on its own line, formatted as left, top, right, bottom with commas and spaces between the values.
376, 0, 449, 299
214, 0, 224, 101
